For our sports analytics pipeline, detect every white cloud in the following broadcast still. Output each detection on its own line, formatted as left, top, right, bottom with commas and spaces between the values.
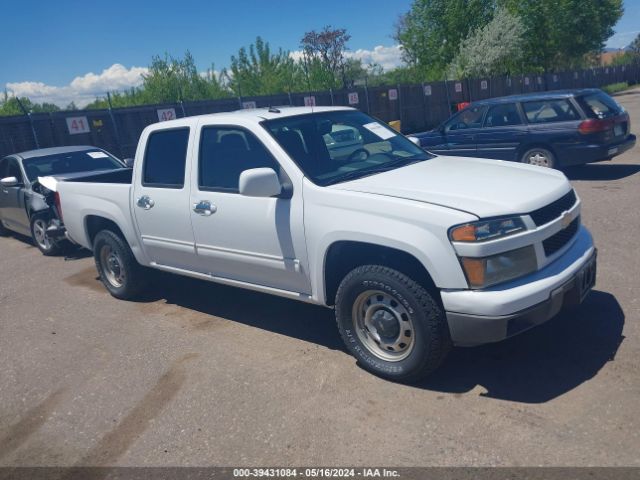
345, 45, 405, 71
5, 64, 148, 108
289, 44, 405, 71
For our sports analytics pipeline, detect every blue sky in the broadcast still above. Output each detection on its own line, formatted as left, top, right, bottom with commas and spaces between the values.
2, 0, 638, 106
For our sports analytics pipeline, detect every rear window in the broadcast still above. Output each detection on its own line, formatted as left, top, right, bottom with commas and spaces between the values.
522, 99, 580, 124
143, 128, 189, 188
577, 92, 622, 119
21, 150, 123, 182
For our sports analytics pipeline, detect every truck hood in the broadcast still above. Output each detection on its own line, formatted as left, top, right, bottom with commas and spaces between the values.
330, 155, 571, 218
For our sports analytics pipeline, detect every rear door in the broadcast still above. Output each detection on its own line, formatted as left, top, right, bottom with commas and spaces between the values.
132, 125, 198, 270
475, 102, 528, 161
0, 157, 30, 235
441, 105, 487, 157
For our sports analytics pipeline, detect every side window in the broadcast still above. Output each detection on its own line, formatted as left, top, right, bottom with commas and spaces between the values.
522, 99, 580, 124
484, 103, 522, 127
199, 127, 279, 192
143, 128, 190, 188
445, 106, 487, 132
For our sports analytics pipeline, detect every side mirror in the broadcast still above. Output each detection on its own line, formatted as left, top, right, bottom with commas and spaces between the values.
408, 136, 421, 146
239, 168, 283, 198
0, 176, 20, 188
123, 158, 135, 168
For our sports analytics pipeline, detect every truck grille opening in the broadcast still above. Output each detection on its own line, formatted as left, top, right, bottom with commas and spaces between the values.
543, 216, 580, 256
529, 190, 577, 226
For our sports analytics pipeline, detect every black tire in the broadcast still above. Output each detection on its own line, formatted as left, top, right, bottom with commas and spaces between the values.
93, 229, 146, 300
30, 213, 63, 256
521, 147, 556, 169
0, 219, 8, 236
335, 265, 451, 382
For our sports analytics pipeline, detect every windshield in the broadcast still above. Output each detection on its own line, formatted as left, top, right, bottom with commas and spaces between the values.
263, 110, 433, 186
22, 149, 123, 182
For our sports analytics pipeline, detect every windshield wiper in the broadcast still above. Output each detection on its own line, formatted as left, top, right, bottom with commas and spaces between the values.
326, 156, 427, 185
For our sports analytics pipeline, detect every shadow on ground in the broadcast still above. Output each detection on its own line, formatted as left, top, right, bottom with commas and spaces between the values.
420, 290, 624, 403
564, 164, 640, 181
138, 272, 623, 404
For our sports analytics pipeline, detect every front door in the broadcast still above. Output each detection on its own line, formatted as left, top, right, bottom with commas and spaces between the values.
442, 105, 487, 157
0, 157, 29, 235
189, 124, 311, 294
132, 125, 197, 270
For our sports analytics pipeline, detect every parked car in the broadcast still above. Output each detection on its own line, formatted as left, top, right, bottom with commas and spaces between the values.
51, 107, 596, 382
411, 89, 636, 168
0, 146, 128, 255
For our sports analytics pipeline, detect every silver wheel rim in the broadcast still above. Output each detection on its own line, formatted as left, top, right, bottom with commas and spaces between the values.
352, 290, 415, 362
33, 218, 53, 250
527, 150, 551, 167
100, 245, 125, 288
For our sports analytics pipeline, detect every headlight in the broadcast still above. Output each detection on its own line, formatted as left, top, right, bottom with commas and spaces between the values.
459, 246, 537, 289
449, 217, 526, 242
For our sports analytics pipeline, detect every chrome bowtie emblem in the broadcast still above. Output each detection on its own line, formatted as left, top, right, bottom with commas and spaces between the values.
561, 211, 571, 228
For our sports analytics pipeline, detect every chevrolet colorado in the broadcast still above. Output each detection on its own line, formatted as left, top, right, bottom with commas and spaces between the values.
51, 107, 596, 381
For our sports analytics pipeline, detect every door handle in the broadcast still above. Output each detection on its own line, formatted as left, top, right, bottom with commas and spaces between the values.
1, 189, 8, 194
193, 200, 216, 216
136, 195, 154, 210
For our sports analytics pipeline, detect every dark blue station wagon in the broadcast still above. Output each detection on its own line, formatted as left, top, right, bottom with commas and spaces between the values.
412, 89, 636, 168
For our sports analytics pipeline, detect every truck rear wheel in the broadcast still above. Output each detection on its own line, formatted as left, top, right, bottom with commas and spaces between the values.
93, 230, 146, 300
335, 265, 451, 382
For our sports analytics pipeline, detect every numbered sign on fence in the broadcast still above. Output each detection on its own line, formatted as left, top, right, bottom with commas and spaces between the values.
348, 92, 359, 105
66, 116, 90, 135
424, 85, 432, 96
553, 74, 558, 83
480, 80, 488, 90
242, 101, 257, 110
304, 96, 316, 107
506, 77, 512, 87
388, 89, 398, 101
157, 108, 176, 122
524, 77, 530, 86
454, 82, 462, 93
537, 77, 542, 85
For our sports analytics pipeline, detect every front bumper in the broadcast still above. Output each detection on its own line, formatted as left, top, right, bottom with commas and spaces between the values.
443, 226, 596, 346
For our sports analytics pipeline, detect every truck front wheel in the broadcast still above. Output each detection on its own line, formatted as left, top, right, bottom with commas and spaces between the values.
93, 230, 146, 300
335, 265, 451, 382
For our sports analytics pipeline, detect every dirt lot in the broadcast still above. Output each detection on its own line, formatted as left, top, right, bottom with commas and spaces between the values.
1, 91, 639, 468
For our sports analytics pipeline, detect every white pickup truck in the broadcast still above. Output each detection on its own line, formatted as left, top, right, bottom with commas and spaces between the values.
54, 106, 596, 381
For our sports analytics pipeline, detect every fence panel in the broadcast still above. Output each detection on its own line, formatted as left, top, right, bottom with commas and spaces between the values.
1, 62, 639, 159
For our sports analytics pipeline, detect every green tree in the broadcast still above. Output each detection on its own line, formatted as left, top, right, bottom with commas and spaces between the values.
394, 0, 494, 80
141, 51, 229, 103
448, 7, 526, 79
501, 0, 623, 71
300, 26, 354, 89
0, 92, 61, 116
224, 37, 301, 96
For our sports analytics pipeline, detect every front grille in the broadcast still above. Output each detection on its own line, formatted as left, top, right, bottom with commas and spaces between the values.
529, 190, 577, 226
543, 216, 580, 256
